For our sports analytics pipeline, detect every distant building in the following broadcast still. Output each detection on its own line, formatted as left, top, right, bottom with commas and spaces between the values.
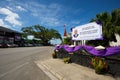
0, 26, 22, 47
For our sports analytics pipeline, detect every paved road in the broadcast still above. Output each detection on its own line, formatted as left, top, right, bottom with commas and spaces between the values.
0, 46, 54, 80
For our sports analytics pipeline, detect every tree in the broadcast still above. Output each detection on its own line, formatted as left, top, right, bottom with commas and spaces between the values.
21, 26, 35, 38
111, 9, 120, 34
21, 25, 62, 46
62, 37, 72, 45
87, 9, 120, 47
111, 9, 120, 26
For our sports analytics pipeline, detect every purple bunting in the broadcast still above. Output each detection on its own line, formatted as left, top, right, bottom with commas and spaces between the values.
55, 45, 120, 56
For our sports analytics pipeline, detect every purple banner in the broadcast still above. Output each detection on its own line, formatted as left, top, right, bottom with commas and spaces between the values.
55, 45, 120, 56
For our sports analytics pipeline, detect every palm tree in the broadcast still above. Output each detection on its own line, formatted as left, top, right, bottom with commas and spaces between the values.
87, 9, 120, 46
111, 9, 120, 34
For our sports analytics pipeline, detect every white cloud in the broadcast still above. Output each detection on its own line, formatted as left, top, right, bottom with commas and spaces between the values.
24, 2, 63, 27
0, 19, 6, 26
0, 8, 22, 26
0, 19, 9, 27
41, 17, 60, 26
26, 2, 80, 27
16, 6, 27, 12
3, 1, 78, 28
6, 6, 13, 11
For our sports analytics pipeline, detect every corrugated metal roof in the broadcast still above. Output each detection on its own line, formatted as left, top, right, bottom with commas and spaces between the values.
0, 26, 21, 34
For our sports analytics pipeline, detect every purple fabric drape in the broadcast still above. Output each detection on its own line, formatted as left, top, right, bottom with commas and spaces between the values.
55, 45, 120, 56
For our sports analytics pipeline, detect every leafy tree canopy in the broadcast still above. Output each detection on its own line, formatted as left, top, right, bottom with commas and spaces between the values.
21, 25, 62, 45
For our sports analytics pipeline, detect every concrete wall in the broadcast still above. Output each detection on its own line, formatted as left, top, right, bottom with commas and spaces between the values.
109, 34, 120, 46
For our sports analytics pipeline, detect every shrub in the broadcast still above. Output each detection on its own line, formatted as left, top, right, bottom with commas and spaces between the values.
90, 57, 108, 74
63, 57, 71, 64
52, 52, 57, 58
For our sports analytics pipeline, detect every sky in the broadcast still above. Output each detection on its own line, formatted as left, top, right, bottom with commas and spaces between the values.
0, 0, 120, 44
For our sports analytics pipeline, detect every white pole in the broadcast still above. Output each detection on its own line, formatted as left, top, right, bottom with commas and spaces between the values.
74, 41, 76, 46
82, 40, 85, 45
82, 40, 84, 45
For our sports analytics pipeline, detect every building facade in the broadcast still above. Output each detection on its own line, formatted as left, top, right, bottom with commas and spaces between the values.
0, 26, 22, 47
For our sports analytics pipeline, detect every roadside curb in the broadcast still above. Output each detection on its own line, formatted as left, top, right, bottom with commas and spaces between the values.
42, 62, 65, 80
35, 59, 118, 80
35, 61, 65, 80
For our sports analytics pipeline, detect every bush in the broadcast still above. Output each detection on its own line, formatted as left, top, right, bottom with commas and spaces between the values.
90, 57, 108, 74
52, 52, 57, 58
62, 37, 72, 45
63, 57, 71, 64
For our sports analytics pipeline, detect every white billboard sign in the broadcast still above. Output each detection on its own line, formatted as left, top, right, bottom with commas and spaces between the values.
72, 22, 102, 40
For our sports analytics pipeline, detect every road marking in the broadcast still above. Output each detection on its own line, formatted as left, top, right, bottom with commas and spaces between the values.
0, 62, 29, 78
